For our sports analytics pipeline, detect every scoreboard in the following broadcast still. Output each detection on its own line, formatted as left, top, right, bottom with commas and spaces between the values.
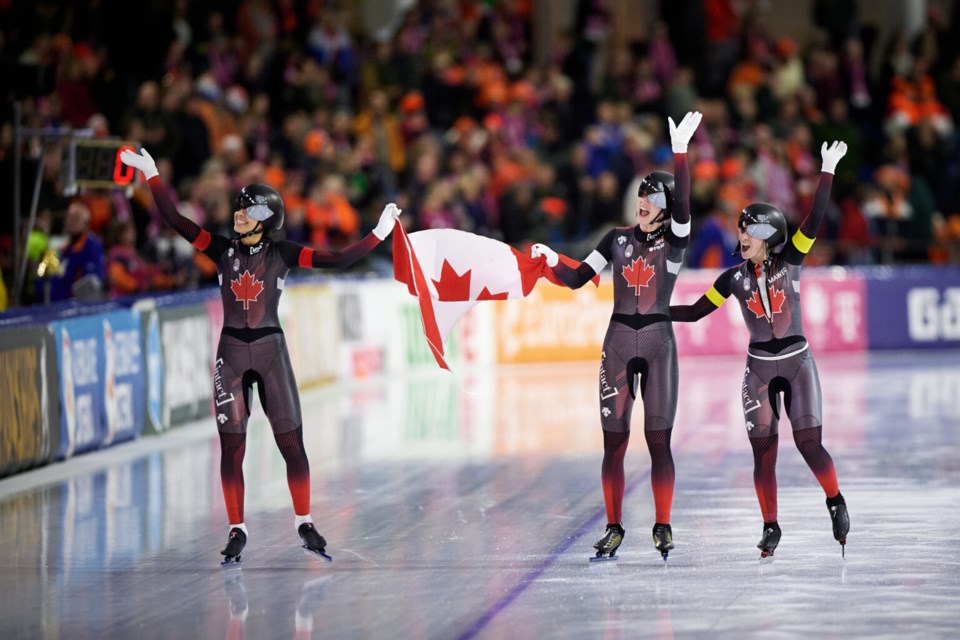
66, 138, 138, 191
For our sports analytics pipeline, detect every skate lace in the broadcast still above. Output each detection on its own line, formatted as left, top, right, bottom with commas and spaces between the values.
595, 527, 623, 549
652, 525, 673, 550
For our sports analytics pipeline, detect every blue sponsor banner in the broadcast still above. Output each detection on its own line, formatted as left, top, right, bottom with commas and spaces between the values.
53, 316, 107, 458
864, 266, 960, 350
101, 310, 145, 445
143, 310, 163, 435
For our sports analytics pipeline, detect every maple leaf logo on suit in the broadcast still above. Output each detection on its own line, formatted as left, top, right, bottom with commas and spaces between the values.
622, 257, 656, 294
231, 270, 265, 310
746, 287, 786, 319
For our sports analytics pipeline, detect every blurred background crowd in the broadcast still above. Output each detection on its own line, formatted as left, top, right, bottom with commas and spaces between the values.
3, 0, 960, 309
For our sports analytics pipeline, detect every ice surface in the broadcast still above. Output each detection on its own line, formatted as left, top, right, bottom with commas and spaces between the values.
1, 351, 958, 639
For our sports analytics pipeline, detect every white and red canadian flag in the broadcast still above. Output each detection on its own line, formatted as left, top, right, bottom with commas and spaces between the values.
393, 225, 598, 370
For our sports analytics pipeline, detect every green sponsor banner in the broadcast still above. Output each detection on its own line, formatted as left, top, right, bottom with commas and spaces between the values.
401, 304, 459, 367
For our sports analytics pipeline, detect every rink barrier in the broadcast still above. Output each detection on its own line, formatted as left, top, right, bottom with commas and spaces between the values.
0, 325, 59, 476
154, 303, 213, 432
863, 266, 960, 349
50, 310, 148, 460
51, 312, 140, 460
0, 266, 958, 478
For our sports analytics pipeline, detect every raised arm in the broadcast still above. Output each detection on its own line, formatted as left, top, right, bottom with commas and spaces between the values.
782, 141, 847, 265
121, 148, 204, 243
667, 111, 702, 235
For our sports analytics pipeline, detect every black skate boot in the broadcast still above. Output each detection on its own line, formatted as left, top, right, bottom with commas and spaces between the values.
652, 523, 674, 561
299, 522, 332, 562
757, 522, 781, 559
220, 527, 247, 567
590, 523, 625, 563
827, 493, 850, 557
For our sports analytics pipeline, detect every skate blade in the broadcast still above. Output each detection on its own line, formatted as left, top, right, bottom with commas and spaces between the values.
220, 557, 243, 568
759, 551, 775, 563
588, 554, 619, 564
302, 545, 333, 562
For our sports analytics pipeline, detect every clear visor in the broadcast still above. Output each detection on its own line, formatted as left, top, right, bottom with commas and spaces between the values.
638, 187, 667, 210
742, 222, 777, 240
240, 204, 274, 222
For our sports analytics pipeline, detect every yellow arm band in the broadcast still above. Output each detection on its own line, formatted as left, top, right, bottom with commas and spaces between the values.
706, 287, 726, 307
792, 229, 815, 254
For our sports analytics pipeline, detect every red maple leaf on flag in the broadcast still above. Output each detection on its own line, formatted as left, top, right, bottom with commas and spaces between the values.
392, 225, 603, 371
432, 259, 511, 300
746, 287, 786, 318
622, 257, 655, 294
477, 287, 509, 300
231, 270, 264, 310
433, 260, 471, 301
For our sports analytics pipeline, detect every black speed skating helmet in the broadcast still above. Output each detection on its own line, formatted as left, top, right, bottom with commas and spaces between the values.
739, 202, 787, 248
637, 171, 675, 220
236, 183, 284, 233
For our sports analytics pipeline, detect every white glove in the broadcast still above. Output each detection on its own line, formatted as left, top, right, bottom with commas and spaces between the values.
531, 243, 558, 268
119, 147, 159, 180
373, 202, 401, 240
820, 140, 848, 175
668, 111, 702, 154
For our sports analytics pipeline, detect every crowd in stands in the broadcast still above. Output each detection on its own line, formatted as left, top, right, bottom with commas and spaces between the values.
3, 0, 960, 309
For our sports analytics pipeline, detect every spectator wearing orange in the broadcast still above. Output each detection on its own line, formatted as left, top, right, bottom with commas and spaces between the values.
716, 152, 756, 215
886, 57, 953, 137
863, 164, 913, 263
353, 89, 406, 176
305, 175, 361, 248
468, 46, 510, 111
105, 219, 174, 297
192, 74, 241, 155
687, 200, 741, 269
727, 38, 770, 96
397, 91, 429, 146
